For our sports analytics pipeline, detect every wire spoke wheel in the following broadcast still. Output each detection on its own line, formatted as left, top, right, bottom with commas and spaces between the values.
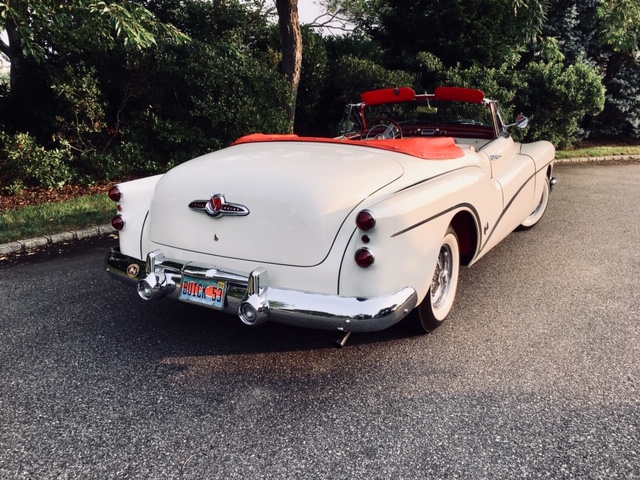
431, 243, 453, 310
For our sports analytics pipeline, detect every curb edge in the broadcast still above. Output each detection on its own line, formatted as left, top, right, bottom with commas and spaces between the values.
0, 224, 115, 257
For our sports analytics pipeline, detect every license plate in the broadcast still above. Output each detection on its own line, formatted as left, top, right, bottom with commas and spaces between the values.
179, 274, 227, 309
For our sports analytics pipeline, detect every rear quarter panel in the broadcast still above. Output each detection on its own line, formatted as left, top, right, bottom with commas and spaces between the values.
338, 159, 500, 304
112, 174, 163, 260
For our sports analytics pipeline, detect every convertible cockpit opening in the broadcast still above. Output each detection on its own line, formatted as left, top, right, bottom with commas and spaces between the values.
234, 86, 520, 160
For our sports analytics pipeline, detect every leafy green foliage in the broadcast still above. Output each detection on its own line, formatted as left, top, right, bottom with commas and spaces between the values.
0, 0, 189, 64
439, 40, 605, 148
517, 49, 605, 148
130, 37, 291, 157
1, 0, 293, 188
298, 54, 415, 135
333, 0, 546, 71
293, 28, 330, 135
1, 0, 638, 195
542, 0, 640, 139
51, 64, 108, 155
332, 55, 415, 103
104, 1, 291, 164
597, 0, 640, 53
542, 0, 600, 64
0, 132, 74, 193
588, 59, 640, 138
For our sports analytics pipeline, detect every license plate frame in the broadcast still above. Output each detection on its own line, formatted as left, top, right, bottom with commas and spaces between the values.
179, 274, 227, 309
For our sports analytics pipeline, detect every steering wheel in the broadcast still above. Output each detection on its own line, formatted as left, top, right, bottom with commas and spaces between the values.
365, 118, 403, 140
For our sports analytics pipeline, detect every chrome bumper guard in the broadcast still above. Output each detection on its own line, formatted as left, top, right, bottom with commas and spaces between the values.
105, 248, 418, 332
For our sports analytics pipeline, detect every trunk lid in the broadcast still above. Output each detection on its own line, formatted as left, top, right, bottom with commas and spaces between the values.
148, 141, 404, 266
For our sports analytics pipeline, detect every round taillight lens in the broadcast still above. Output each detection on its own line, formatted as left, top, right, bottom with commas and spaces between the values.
356, 210, 376, 231
354, 248, 374, 268
108, 185, 122, 202
111, 215, 125, 231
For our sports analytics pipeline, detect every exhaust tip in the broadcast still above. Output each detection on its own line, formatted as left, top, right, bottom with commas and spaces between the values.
238, 296, 269, 326
136, 273, 168, 301
238, 267, 270, 326
137, 280, 155, 300
333, 331, 352, 349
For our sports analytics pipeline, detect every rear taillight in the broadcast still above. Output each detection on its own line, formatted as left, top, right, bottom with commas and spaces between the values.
356, 210, 376, 231
111, 215, 125, 231
354, 248, 374, 268
108, 185, 122, 202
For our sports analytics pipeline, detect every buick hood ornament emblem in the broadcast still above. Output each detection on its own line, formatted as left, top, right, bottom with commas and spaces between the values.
188, 194, 250, 218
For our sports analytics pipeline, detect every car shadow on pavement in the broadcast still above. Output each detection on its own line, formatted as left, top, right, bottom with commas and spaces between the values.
118, 294, 417, 355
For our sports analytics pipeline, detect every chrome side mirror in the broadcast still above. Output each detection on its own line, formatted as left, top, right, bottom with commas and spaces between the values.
507, 114, 528, 129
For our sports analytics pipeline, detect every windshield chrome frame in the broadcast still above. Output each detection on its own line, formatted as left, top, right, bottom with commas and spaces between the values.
340, 92, 505, 141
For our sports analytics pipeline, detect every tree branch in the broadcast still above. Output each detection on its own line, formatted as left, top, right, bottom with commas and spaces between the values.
0, 40, 10, 60
303, 9, 355, 34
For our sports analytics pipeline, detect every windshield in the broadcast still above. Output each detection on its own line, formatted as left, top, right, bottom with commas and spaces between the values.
338, 99, 496, 139
338, 104, 365, 137
366, 101, 492, 127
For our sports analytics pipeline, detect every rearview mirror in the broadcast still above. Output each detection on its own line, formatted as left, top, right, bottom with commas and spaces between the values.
416, 106, 438, 114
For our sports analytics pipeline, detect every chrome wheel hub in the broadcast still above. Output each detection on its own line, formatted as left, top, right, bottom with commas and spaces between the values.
431, 246, 452, 309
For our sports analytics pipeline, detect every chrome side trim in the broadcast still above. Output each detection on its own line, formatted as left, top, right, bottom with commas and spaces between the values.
105, 248, 417, 332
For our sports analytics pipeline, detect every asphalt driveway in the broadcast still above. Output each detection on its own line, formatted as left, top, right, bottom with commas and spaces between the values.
0, 162, 638, 478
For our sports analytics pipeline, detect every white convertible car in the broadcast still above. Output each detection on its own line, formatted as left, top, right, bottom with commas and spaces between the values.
105, 86, 555, 345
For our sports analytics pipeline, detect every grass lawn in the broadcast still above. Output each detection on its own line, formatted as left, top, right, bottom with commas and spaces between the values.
0, 194, 114, 244
555, 145, 640, 159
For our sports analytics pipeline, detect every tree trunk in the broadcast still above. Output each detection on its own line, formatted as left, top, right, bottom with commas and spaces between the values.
275, 0, 303, 131
4, 20, 23, 93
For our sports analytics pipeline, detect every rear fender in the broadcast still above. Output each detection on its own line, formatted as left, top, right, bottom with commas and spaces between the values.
339, 167, 485, 302
111, 175, 163, 260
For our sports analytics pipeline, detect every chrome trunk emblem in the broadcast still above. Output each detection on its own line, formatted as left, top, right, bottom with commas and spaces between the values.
189, 194, 249, 218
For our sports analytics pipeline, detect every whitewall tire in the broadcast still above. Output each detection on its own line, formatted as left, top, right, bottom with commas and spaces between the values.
408, 226, 460, 333
519, 176, 550, 230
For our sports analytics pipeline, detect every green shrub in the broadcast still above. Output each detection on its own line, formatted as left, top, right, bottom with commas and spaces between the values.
332, 55, 416, 104
52, 64, 107, 155
0, 132, 75, 193
439, 40, 605, 148
517, 41, 605, 148
72, 140, 169, 183
294, 27, 330, 135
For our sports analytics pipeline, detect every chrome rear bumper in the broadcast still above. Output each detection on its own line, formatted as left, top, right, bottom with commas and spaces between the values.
105, 248, 417, 333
